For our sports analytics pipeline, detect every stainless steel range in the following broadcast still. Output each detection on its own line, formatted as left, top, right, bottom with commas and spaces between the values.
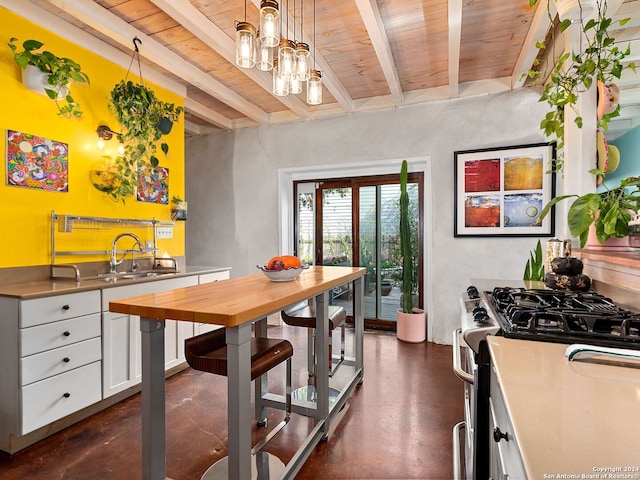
452, 283, 640, 480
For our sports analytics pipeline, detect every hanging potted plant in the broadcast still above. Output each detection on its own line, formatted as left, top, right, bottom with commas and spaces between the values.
8, 37, 90, 118
524, 0, 634, 172
396, 160, 426, 343
106, 79, 183, 202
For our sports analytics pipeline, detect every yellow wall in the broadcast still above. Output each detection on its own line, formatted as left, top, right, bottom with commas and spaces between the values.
0, 8, 185, 269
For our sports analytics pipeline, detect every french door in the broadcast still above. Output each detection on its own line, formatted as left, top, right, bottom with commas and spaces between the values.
294, 173, 423, 330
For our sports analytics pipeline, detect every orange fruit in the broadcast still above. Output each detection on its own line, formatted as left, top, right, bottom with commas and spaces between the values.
267, 255, 302, 270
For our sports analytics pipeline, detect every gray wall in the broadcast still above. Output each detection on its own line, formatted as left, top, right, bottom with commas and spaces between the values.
185, 88, 550, 344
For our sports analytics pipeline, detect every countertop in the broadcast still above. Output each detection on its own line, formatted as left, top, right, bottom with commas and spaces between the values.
0, 265, 230, 299
487, 336, 640, 478
110, 266, 366, 327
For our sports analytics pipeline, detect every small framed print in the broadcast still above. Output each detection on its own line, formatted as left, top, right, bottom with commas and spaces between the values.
454, 143, 556, 237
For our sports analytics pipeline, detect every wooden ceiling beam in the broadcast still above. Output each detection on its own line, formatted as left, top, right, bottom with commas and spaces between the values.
184, 98, 233, 131
353, 0, 403, 106
512, 0, 551, 88
41, 0, 270, 124
148, 0, 309, 119
448, 0, 462, 99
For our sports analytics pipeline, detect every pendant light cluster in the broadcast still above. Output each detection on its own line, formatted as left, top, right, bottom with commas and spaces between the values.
235, 0, 322, 105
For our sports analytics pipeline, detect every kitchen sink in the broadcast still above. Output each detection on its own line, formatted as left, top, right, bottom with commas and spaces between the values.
86, 271, 177, 282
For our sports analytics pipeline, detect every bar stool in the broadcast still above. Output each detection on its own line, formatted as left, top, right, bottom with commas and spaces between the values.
185, 328, 293, 479
281, 301, 346, 403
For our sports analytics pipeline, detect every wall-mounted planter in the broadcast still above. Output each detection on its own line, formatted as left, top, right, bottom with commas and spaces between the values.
158, 117, 173, 135
171, 201, 187, 221
21, 64, 67, 99
555, 0, 596, 22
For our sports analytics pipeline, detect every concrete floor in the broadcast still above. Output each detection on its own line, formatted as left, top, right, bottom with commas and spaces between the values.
0, 327, 462, 480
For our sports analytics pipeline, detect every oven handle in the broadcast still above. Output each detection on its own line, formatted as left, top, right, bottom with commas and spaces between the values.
453, 328, 474, 384
565, 343, 640, 362
452, 421, 465, 480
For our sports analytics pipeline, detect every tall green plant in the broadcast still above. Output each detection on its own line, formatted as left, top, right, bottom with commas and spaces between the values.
400, 160, 414, 314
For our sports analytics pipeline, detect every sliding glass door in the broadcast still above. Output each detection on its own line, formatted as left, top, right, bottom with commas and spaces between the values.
294, 173, 423, 330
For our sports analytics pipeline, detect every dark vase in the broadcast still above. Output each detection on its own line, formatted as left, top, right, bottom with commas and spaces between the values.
158, 117, 173, 135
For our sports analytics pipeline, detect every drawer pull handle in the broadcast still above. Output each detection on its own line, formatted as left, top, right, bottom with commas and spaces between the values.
63, 331, 71, 337
63, 357, 70, 363
62, 305, 70, 311
493, 427, 510, 443
63, 392, 71, 398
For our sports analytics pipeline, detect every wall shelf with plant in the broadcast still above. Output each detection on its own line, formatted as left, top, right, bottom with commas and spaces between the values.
525, 0, 635, 173
8, 37, 90, 118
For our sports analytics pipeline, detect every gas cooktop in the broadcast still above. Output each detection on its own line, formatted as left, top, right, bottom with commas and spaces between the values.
488, 287, 640, 349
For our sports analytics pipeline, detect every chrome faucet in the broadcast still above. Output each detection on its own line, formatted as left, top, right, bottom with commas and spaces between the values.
109, 233, 146, 273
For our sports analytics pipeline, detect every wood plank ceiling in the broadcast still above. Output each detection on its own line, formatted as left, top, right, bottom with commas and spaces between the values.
11, 0, 640, 138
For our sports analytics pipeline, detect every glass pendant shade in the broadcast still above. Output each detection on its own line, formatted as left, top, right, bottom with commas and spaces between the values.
278, 39, 296, 81
295, 42, 311, 80
235, 21, 256, 68
289, 76, 302, 94
272, 60, 289, 96
259, 0, 280, 48
255, 33, 274, 71
307, 69, 322, 105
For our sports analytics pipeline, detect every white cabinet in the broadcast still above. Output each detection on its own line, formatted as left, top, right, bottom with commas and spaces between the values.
489, 366, 526, 480
101, 276, 198, 397
194, 270, 230, 335
0, 290, 102, 452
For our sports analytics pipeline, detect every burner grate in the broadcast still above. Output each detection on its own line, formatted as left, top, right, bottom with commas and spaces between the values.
488, 287, 640, 348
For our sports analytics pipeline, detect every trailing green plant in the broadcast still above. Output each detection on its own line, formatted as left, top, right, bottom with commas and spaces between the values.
524, 239, 545, 281
538, 172, 640, 247
399, 160, 415, 314
8, 37, 90, 118
524, 0, 635, 173
106, 79, 183, 202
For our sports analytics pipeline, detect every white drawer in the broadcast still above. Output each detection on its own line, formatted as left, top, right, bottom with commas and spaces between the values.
21, 361, 102, 435
199, 271, 230, 283
102, 276, 198, 311
20, 313, 101, 357
20, 290, 100, 328
20, 337, 102, 386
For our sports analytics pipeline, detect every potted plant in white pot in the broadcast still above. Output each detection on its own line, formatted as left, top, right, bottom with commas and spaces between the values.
396, 160, 426, 343
8, 37, 90, 118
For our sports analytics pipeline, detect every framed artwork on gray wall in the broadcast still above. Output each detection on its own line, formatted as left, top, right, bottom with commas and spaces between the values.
454, 143, 556, 237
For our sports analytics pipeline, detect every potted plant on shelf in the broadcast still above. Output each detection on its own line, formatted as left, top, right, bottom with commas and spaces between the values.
8, 37, 90, 118
171, 196, 187, 220
539, 172, 640, 248
396, 160, 426, 343
106, 80, 183, 202
524, 0, 634, 172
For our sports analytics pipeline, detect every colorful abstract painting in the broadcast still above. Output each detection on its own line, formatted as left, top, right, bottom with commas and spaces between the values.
6, 130, 69, 191
454, 143, 556, 237
137, 165, 169, 204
